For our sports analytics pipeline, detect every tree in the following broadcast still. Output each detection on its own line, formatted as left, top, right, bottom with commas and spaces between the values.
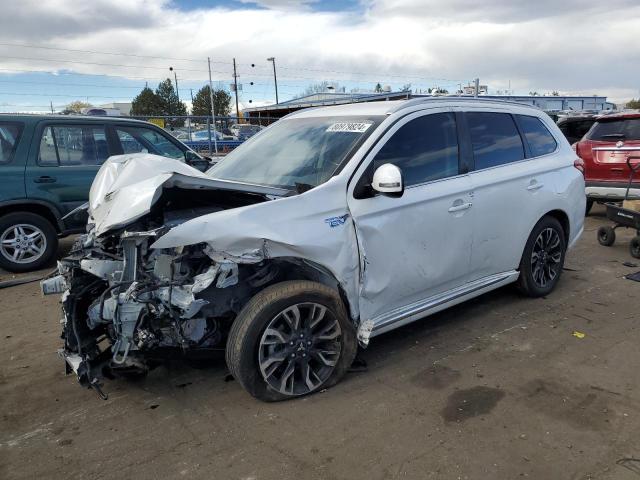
61, 100, 92, 115
627, 98, 640, 109
374, 83, 383, 93
529, 91, 539, 96
300, 81, 342, 97
400, 83, 412, 92
131, 86, 162, 116
191, 85, 232, 117
155, 78, 187, 126
552, 90, 560, 96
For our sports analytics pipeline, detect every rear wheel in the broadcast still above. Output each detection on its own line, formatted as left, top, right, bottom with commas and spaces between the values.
517, 216, 566, 297
0, 212, 58, 272
630, 236, 640, 259
597, 226, 616, 247
226, 281, 357, 401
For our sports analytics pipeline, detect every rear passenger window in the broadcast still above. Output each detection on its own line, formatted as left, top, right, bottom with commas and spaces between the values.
0, 122, 23, 164
466, 112, 524, 170
373, 112, 459, 186
517, 115, 557, 157
39, 125, 110, 166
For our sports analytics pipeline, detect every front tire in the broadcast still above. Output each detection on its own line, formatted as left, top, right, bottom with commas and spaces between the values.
0, 212, 58, 272
226, 281, 357, 402
517, 216, 566, 298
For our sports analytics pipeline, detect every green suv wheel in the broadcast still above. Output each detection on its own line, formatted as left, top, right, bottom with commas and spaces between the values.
0, 212, 58, 272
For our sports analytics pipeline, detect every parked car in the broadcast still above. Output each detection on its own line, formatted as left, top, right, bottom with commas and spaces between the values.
230, 123, 262, 140
44, 98, 584, 401
557, 115, 596, 144
0, 115, 210, 272
574, 112, 640, 214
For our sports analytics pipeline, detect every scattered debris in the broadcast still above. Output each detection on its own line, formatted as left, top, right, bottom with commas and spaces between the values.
625, 271, 640, 282
572, 331, 586, 339
623, 261, 639, 268
617, 458, 640, 475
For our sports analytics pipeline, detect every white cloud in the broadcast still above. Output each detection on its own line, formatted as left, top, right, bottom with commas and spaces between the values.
1, 0, 639, 103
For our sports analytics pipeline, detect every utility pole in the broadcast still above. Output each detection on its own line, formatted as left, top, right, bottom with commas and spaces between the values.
207, 57, 218, 154
232, 58, 240, 122
169, 67, 180, 103
474, 77, 480, 98
50, 101, 54, 114
267, 57, 279, 104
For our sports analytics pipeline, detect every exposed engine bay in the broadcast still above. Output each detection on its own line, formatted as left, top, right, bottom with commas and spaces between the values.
44, 187, 281, 397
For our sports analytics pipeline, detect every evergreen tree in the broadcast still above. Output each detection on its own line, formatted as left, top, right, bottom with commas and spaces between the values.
191, 85, 232, 117
130, 87, 161, 116
155, 79, 187, 126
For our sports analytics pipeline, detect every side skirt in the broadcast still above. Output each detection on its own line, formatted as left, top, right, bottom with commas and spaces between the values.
360, 270, 520, 342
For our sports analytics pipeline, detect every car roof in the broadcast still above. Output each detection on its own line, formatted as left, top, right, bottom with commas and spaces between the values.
595, 111, 640, 121
287, 97, 543, 119
0, 113, 153, 125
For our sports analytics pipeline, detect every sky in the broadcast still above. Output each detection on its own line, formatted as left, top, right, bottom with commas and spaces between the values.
1, 0, 639, 113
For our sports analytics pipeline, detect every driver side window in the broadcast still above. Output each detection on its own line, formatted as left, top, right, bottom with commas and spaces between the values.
373, 113, 459, 187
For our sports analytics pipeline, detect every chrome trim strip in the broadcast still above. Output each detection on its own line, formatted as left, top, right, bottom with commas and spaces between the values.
592, 147, 640, 152
371, 271, 518, 333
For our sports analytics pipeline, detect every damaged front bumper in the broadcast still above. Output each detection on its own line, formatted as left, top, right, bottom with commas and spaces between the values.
44, 228, 244, 398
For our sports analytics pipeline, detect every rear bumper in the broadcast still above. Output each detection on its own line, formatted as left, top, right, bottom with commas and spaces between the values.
585, 181, 640, 201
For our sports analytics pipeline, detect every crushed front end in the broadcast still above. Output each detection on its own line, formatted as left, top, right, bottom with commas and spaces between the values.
43, 220, 271, 398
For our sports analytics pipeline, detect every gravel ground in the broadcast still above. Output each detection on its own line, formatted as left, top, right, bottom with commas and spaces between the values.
2, 205, 640, 480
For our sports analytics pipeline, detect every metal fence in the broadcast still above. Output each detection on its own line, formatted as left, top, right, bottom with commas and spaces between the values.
128, 115, 281, 155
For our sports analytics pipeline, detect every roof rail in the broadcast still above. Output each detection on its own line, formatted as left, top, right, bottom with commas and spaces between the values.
388, 96, 539, 113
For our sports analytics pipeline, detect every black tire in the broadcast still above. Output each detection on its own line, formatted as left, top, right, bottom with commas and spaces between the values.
517, 216, 566, 298
585, 199, 594, 216
597, 226, 616, 247
226, 280, 357, 402
0, 212, 58, 272
630, 236, 640, 259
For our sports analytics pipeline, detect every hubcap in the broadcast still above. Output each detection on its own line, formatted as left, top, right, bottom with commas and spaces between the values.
530, 227, 562, 288
0, 224, 47, 264
258, 302, 342, 396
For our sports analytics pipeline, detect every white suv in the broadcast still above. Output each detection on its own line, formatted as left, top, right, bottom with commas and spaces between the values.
46, 98, 585, 401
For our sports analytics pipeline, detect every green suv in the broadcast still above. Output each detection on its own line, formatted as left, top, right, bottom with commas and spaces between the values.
0, 114, 209, 272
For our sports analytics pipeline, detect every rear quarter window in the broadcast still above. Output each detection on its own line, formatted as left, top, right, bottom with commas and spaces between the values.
516, 115, 557, 157
0, 122, 24, 164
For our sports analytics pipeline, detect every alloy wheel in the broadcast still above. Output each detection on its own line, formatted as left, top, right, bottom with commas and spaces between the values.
258, 302, 342, 396
0, 224, 47, 265
530, 227, 562, 288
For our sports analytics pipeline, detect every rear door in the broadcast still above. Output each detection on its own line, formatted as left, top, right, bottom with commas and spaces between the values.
0, 121, 27, 203
25, 121, 113, 229
584, 117, 640, 184
464, 110, 560, 281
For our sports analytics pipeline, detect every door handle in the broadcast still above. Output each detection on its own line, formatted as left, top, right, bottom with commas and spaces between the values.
33, 176, 57, 184
448, 202, 473, 213
527, 182, 543, 191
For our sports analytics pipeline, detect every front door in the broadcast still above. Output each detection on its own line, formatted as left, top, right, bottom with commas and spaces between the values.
25, 122, 112, 229
348, 110, 474, 324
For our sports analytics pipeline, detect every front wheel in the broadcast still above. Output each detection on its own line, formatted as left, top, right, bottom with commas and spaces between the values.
226, 281, 357, 401
517, 216, 566, 298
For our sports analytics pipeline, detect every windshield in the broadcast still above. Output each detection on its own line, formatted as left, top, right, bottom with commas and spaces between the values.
208, 116, 381, 189
587, 118, 640, 141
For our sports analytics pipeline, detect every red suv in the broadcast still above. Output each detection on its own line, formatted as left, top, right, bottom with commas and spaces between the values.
575, 112, 640, 214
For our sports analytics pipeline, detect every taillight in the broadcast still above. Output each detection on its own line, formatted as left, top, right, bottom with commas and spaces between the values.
574, 157, 585, 176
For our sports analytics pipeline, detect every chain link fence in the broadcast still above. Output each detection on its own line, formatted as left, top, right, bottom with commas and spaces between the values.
127, 115, 281, 156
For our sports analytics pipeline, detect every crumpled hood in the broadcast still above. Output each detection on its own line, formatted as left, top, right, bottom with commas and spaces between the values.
88, 153, 285, 236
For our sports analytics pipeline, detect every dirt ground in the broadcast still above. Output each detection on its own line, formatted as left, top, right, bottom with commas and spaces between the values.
2, 205, 640, 480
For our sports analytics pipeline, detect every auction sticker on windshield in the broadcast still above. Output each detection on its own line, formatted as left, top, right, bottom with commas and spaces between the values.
326, 122, 372, 133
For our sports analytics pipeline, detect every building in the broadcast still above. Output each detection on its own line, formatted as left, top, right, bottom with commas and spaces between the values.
242, 91, 614, 120
242, 91, 412, 120
98, 102, 132, 116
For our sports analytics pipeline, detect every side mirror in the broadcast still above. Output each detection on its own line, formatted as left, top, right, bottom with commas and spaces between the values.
372, 163, 404, 197
184, 150, 201, 162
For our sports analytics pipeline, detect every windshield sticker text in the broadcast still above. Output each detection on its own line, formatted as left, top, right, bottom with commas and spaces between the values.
326, 122, 372, 133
